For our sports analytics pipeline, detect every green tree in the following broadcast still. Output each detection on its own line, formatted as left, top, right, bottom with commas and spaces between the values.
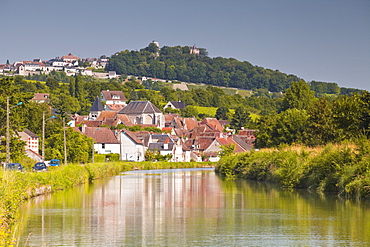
46, 78, 59, 91
181, 106, 198, 118
332, 94, 363, 138
215, 106, 229, 120
256, 109, 309, 148
230, 106, 248, 129
0, 77, 33, 162
281, 80, 316, 111
219, 144, 236, 157
45, 127, 92, 163
305, 98, 337, 146
359, 91, 370, 136
51, 93, 81, 117
160, 87, 178, 101
69, 77, 76, 97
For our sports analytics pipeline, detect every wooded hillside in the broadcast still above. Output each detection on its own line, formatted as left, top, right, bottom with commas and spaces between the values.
107, 43, 362, 95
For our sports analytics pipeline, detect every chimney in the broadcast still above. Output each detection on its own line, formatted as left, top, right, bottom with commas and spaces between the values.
81, 123, 87, 133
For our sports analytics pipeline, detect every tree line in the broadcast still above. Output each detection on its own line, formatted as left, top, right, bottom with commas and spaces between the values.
255, 80, 370, 148
107, 43, 363, 95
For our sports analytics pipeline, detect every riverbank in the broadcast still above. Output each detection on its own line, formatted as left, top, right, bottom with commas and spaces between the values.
216, 139, 370, 199
0, 161, 211, 246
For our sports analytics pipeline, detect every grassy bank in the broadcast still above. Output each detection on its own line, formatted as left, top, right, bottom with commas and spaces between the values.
216, 139, 370, 199
0, 161, 211, 246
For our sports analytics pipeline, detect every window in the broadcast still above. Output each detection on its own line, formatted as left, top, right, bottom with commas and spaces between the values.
102, 143, 105, 149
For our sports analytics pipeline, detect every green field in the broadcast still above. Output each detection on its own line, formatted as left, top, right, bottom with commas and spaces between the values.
187, 84, 253, 97
194, 106, 235, 116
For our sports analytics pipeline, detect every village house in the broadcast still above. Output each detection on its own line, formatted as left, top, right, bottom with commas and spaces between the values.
117, 130, 145, 161
164, 101, 187, 110
141, 133, 188, 162
19, 129, 43, 161
19, 129, 39, 154
74, 125, 120, 155
31, 93, 50, 104
101, 90, 127, 111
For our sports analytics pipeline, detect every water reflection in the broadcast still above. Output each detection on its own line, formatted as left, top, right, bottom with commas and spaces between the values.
18, 168, 370, 246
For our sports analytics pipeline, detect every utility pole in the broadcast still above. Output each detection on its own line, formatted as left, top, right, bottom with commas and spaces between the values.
91, 127, 100, 163
63, 118, 67, 165
42, 111, 45, 161
5, 97, 10, 165
5, 97, 22, 166
92, 127, 95, 164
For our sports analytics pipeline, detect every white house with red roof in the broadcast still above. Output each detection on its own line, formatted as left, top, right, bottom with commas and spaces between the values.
31, 93, 50, 103
74, 125, 120, 155
61, 53, 80, 63
101, 90, 127, 111
117, 130, 145, 161
19, 129, 39, 154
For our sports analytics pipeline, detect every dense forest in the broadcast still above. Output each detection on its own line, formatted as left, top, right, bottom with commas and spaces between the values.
107, 43, 363, 95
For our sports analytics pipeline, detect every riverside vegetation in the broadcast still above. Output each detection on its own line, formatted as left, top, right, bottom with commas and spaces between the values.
216, 138, 370, 200
0, 161, 211, 246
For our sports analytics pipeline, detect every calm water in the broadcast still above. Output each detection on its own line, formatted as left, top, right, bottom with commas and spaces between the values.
18, 168, 370, 246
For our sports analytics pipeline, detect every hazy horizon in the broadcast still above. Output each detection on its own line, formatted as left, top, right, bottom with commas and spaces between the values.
1, 0, 369, 90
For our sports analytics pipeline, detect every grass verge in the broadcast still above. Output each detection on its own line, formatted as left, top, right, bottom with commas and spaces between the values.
216, 139, 370, 199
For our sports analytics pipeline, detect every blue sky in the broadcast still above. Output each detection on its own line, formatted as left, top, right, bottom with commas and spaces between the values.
1, 0, 369, 90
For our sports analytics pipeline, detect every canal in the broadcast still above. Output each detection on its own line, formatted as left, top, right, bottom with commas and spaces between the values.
18, 168, 370, 246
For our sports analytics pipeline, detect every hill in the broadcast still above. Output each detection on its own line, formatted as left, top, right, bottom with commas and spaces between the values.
107, 42, 363, 95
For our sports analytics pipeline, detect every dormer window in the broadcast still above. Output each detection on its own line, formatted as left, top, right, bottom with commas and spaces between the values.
112, 95, 120, 99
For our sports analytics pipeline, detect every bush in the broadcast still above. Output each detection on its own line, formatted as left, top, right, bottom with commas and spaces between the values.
216, 139, 370, 198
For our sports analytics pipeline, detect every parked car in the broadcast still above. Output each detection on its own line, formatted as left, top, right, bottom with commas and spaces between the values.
49, 159, 60, 166
5, 163, 24, 171
32, 162, 48, 172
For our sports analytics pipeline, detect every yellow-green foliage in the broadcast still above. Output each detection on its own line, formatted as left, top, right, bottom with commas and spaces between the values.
249, 113, 261, 123
216, 139, 370, 199
24, 79, 45, 84
194, 106, 235, 116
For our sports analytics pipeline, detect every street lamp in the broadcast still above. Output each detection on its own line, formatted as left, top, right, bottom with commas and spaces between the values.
92, 127, 100, 163
5, 97, 23, 165
42, 112, 56, 161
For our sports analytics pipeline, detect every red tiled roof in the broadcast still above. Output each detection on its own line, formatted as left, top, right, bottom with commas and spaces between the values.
80, 120, 101, 127
164, 113, 177, 123
31, 93, 50, 101
74, 115, 89, 125
102, 90, 127, 101
216, 137, 245, 153
184, 117, 199, 131
174, 128, 190, 138
106, 104, 126, 111
116, 114, 133, 126
200, 118, 223, 132
122, 130, 142, 144
61, 53, 80, 60
239, 129, 258, 137
197, 137, 216, 151
74, 127, 119, 144
96, 111, 117, 121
